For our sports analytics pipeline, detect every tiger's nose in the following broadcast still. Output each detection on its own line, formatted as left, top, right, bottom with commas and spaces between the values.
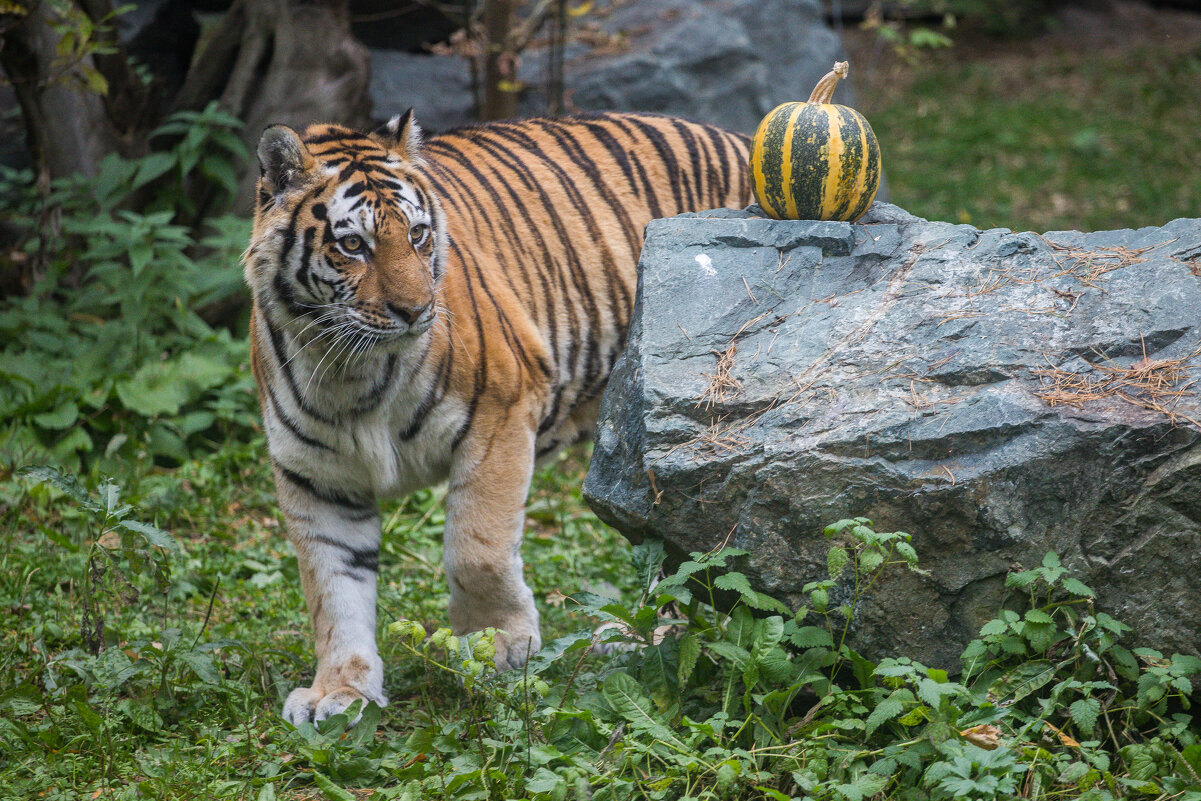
386, 302, 432, 325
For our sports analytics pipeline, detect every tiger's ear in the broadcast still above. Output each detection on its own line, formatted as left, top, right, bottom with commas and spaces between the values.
375, 108, 423, 162
257, 125, 314, 196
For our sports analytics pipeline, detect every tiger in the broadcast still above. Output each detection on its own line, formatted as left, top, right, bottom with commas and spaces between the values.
243, 109, 751, 724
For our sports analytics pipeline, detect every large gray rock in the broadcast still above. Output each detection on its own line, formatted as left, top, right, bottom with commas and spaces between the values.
371, 0, 847, 135
583, 203, 1201, 667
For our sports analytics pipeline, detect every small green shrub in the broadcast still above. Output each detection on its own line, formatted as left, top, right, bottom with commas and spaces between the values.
0, 104, 256, 471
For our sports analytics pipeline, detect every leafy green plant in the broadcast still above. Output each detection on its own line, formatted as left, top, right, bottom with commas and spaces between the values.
0, 104, 255, 471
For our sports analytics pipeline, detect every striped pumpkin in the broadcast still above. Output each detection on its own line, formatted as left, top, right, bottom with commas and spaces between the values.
750, 62, 881, 222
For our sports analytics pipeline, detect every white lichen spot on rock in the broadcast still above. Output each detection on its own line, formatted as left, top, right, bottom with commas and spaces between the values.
695, 253, 717, 276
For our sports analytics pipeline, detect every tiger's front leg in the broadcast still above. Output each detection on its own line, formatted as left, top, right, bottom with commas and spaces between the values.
274, 467, 387, 725
443, 425, 541, 670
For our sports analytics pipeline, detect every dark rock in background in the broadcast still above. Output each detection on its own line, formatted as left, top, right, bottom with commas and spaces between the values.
371, 0, 848, 135
583, 203, 1201, 667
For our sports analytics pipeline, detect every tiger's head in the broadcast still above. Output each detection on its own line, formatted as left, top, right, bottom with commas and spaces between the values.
245, 110, 446, 350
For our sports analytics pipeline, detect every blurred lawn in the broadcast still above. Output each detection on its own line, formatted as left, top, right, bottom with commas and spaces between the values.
844, 6, 1201, 232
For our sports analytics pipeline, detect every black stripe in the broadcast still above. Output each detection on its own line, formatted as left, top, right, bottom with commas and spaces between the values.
448, 239, 488, 452
399, 350, 449, 441
848, 116, 881, 221
296, 227, 318, 295
260, 309, 339, 426
484, 126, 605, 387
276, 462, 376, 520
348, 353, 398, 415
604, 115, 666, 220
666, 118, 704, 210
263, 380, 335, 451
699, 123, 732, 205
621, 116, 686, 214
308, 534, 379, 573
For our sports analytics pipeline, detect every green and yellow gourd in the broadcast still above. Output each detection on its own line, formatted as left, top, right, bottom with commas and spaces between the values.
750, 61, 881, 222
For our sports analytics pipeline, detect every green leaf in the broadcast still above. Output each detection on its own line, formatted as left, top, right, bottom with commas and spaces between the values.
788, 625, 833, 650
827, 545, 849, 580
989, 660, 1060, 703
1060, 577, 1094, 597
118, 519, 182, 554
525, 768, 565, 795
33, 400, 79, 430
865, 688, 910, 736
312, 772, 356, 801
678, 632, 700, 686
133, 152, 177, 189
1069, 696, 1100, 736
860, 548, 884, 573
20, 465, 95, 509
916, 678, 962, 710
116, 350, 233, 417
601, 673, 679, 745
1005, 569, 1040, 590
178, 650, 220, 684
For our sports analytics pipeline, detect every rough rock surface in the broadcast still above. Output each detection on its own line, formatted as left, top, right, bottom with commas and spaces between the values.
583, 203, 1201, 667
370, 0, 847, 135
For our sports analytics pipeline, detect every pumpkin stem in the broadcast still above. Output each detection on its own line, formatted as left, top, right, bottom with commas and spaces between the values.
807, 61, 849, 105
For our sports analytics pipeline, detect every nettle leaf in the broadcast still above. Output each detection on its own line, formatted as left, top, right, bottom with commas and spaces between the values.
1069, 696, 1100, 736
519, 630, 593, 677
916, 678, 962, 710
21, 465, 96, 510
118, 520, 183, 555
1005, 569, 1040, 590
116, 350, 234, 417
630, 540, 666, 591
602, 672, 679, 744
990, 659, 1060, 703
865, 688, 913, 736
1172, 654, 1201, 677
1060, 577, 1094, 597
1138, 672, 1167, 706
751, 616, 785, 660
827, 545, 849, 580
788, 625, 833, 650
640, 641, 679, 711
678, 632, 701, 686
859, 548, 884, 573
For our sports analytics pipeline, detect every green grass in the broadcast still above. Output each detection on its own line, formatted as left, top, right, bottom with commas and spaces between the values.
850, 36, 1201, 232
0, 444, 639, 799
4, 455, 1201, 800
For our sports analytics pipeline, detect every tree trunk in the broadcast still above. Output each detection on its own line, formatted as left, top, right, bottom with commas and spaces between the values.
0, 2, 121, 182
482, 0, 518, 121
176, 0, 372, 209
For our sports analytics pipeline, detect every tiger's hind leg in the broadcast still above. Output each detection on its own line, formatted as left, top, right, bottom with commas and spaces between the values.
443, 424, 542, 670
273, 467, 387, 725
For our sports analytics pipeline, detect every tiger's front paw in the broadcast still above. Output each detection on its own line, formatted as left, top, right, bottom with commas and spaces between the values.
283, 684, 387, 726
492, 625, 542, 672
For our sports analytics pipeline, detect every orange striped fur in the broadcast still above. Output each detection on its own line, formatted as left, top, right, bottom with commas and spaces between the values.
243, 111, 750, 723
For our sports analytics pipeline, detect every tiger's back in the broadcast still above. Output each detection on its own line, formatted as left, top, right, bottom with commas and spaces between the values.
402, 112, 749, 459
245, 111, 749, 725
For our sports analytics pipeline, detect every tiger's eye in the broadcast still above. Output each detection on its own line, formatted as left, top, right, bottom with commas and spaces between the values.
339, 234, 365, 253
409, 224, 430, 246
